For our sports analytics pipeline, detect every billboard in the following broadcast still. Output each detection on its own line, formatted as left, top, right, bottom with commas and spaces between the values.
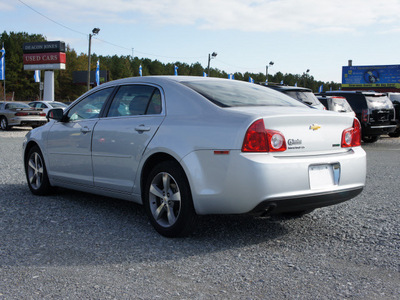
342, 64, 400, 89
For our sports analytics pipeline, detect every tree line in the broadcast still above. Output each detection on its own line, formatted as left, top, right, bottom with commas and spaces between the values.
1, 31, 341, 102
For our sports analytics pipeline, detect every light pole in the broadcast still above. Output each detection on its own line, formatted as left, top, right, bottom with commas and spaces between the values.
303, 69, 310, 87
207, 52, 217, 76
265, 61, 274, 84
87, 27, 100, 91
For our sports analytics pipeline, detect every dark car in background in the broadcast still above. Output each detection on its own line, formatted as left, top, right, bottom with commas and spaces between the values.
386, 92, 400, 137
261, 84, 326, 110
319, 91, 396, 143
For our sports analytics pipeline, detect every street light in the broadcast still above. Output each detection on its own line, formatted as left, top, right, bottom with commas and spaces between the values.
207, 52, 217, 77
87, 27, 100, 91
303, 69, 310, 87
265, 61, 274, 84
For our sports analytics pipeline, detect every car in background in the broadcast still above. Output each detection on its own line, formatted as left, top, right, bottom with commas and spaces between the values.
28, 101, 68, 114
386, 92, 400, 137
0, 102, 47, 130
319, 91, 396, 143
23, 76, 366, 237
316, 95, 355, 117
261, 84, 326, 110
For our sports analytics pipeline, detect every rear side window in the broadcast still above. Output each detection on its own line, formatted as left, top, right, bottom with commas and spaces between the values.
181, 80, 304, 107
107, 85, 162, 117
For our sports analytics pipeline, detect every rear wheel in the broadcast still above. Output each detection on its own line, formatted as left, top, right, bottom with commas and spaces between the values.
0, 117, 11, 131
388, 129, 400, 137
25, 146, 52, 195
144, 161, 197, 237
362, 135, 379, 143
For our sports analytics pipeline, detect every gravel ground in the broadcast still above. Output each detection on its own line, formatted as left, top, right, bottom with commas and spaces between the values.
0, 128, 399, 299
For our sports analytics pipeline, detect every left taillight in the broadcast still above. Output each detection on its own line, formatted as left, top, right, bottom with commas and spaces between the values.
341, 118, 361, 148
15, 112, 28, 116
242, 119, 287, 152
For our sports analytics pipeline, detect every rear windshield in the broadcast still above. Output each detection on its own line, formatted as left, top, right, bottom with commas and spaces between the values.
5, 103, 31, 110
365, 96, 394, 110
181, 80, 305, 107
51, 102, 68, 108
284, 91, 320, 106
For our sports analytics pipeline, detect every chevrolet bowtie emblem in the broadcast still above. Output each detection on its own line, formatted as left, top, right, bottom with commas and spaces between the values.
309, 124, 321, 131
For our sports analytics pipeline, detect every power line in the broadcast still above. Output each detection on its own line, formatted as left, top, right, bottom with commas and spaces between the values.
16, 0, 204, 61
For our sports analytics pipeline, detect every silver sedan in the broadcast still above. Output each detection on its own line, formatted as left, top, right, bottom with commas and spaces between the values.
0, 102, 47, 130
23, 76, 366, 237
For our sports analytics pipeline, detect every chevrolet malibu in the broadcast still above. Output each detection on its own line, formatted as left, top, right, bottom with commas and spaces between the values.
23, 76, 366, 237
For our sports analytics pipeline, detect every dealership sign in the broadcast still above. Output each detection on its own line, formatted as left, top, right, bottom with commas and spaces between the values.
23, 41, 66, 70
342, 64, 400, 89
23, 41, 65, 53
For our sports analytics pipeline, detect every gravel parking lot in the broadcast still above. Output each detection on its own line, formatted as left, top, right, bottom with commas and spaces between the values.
0, 128, 399, 299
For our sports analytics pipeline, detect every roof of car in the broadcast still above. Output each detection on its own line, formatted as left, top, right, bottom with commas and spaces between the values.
323, 90, 386, 96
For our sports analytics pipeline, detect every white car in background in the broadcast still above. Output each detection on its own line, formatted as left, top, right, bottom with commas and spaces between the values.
28, 101, 68, 114
23, 76, 366, 237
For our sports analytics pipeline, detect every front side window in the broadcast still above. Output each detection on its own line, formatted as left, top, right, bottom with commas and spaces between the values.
67, 88, 114, 121
107, 85, 162, 117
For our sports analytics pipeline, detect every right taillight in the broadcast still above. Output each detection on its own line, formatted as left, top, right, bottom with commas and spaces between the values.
342, 118, 361, 148
361, 109, 369, 122
242, 119, 287, 152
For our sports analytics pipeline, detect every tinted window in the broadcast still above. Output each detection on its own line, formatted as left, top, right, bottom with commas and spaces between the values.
181, 80, 304, 107
68, 88, 114, 121
107, 85, 162, 117
328, 97, 353, 112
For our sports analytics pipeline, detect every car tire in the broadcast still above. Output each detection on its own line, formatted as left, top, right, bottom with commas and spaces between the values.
362, 135, 379, 143
25, 146, 52, 195
0, 117, 11, 131
144, 161, 198, 238
388, 130, 400, 138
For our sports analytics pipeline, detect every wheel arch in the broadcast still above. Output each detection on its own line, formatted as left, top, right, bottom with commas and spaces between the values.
23, 141, 41, 167
140, 152, 187, 201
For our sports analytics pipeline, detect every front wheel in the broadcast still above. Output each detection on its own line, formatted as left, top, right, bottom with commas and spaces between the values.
144, 161, 197, 237
25, 146, 52, 195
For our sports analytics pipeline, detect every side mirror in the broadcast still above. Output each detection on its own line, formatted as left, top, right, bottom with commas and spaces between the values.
47, 108, 64, 121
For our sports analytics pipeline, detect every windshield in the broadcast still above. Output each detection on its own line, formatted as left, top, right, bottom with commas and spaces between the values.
181, 80, 305, 107
366, 96, 394, 109
284, 91, 320, 106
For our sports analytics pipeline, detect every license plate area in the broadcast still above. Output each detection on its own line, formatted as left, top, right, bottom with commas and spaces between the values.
309, 163, 340, 189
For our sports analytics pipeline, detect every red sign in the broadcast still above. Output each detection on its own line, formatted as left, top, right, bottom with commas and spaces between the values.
23, 52, 66, 65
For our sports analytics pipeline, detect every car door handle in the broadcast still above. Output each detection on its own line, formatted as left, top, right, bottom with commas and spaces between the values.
81, 126, 91, 134
135, 125, 151, 132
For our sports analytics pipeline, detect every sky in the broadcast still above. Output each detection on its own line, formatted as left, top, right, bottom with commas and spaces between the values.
2, 0, 400, 83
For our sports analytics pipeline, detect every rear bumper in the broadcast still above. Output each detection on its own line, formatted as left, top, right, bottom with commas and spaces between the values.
250, 187, 363, 215
363, 124, 397, 136
8, 117, 47, 127
183, 147, 366, 215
